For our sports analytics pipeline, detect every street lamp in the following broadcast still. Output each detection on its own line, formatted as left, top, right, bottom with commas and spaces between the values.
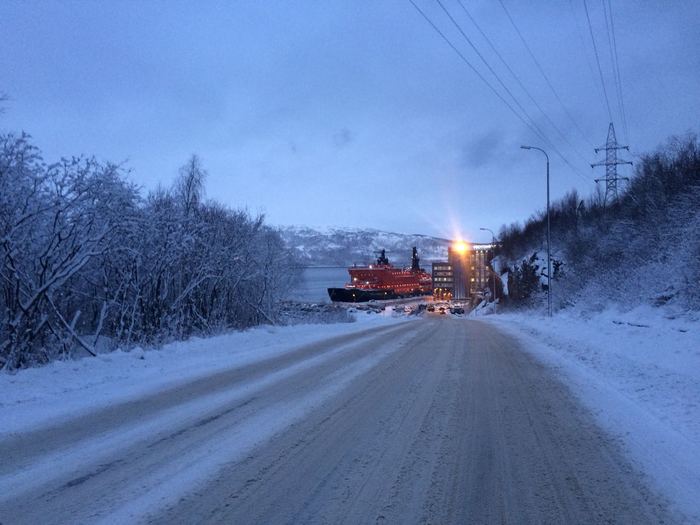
520, 145, 552, 317
479, 227, 497, 314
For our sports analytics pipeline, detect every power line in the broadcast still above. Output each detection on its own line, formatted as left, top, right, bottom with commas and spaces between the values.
456, 0, 592, 166
434, 1, 552, 146
567, 0, 602, 115
407, 0, 591, 183
405, 0, 530, 131
497, 0, 594, 149
435, 0, 590, 180
601, 0, 625, 143
605, 0, 629, 144
582, 0, 614, 123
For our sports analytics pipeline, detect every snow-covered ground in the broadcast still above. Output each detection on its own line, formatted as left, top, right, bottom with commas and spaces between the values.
3, 300, 698, 521
0, 311, 406, 437
482, 305, 700, 521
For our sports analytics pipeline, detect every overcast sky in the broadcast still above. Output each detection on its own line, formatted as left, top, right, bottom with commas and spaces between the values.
2, 0, 698, 242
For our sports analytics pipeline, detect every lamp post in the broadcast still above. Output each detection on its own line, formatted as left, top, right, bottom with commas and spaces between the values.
520, 145, 552, 317
479, 227, 497, 314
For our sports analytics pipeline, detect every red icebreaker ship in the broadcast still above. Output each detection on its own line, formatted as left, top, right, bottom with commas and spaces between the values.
327, 247, 432, 302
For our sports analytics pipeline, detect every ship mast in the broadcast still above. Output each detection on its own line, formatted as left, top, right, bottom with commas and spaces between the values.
411, 247, 421, 272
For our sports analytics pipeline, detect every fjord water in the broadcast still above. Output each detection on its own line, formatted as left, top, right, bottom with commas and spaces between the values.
290, 267, 348, 303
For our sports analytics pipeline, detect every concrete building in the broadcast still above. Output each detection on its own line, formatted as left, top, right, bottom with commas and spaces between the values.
433, 242, 497, 301
431, 261, 454, 300
448, 243, 470, 300
468, 243, 496, 296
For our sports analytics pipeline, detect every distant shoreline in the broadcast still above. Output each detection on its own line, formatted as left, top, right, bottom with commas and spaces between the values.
292, 265, 347, 269
293, 260, 445, 270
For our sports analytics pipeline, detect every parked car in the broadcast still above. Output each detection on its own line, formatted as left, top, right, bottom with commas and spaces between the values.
427, 305, 435, 312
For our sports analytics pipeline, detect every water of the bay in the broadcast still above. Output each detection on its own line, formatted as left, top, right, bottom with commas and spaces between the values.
288, 267, 348, 303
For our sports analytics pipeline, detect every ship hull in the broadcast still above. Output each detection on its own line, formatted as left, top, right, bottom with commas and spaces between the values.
327, 288, 394, 302
327, 287, 431, 303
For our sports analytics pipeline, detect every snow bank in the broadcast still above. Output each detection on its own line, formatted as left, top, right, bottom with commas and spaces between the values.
0, 313, 408, 436
483, 306, 700, 521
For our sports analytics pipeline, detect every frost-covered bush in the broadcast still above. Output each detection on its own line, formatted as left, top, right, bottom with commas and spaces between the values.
0, 135, 298, 369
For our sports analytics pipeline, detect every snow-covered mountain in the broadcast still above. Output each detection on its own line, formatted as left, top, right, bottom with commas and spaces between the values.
278, 226, 450, 267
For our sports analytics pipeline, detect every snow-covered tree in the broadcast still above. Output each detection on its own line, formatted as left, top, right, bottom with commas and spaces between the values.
1, 135, 297, 370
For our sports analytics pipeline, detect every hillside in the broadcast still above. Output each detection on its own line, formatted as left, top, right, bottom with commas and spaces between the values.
278, 226, 450, 267
496, 133, 700, 314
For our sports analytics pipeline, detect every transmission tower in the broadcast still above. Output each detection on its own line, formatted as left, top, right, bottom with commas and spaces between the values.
591, 122, 632, 205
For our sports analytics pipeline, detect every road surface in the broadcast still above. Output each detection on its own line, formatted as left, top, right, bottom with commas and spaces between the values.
0, 318, 676, 524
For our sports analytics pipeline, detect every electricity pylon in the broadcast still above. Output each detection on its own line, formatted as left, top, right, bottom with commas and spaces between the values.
591, 122, 632, 205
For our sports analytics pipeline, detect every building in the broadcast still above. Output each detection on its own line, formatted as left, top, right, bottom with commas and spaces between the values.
468, 243, 496, 296
431, 261, 454, 300
448, 243, 470, 300
433, 241, 497, 300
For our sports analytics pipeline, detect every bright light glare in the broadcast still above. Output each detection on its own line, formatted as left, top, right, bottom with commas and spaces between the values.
452, 241, 469, 254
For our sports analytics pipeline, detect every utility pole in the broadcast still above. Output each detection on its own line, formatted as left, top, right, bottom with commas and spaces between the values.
591, 123, 632, 206
520, 145, 552, 317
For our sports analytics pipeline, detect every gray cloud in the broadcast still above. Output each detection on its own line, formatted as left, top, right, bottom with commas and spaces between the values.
332, 128, 353, 149
462, 130, 503, 168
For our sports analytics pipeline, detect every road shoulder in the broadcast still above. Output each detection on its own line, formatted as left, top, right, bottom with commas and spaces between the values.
479, 312, 700, 523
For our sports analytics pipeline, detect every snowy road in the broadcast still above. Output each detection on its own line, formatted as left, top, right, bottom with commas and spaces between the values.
0, 318, 676, 524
